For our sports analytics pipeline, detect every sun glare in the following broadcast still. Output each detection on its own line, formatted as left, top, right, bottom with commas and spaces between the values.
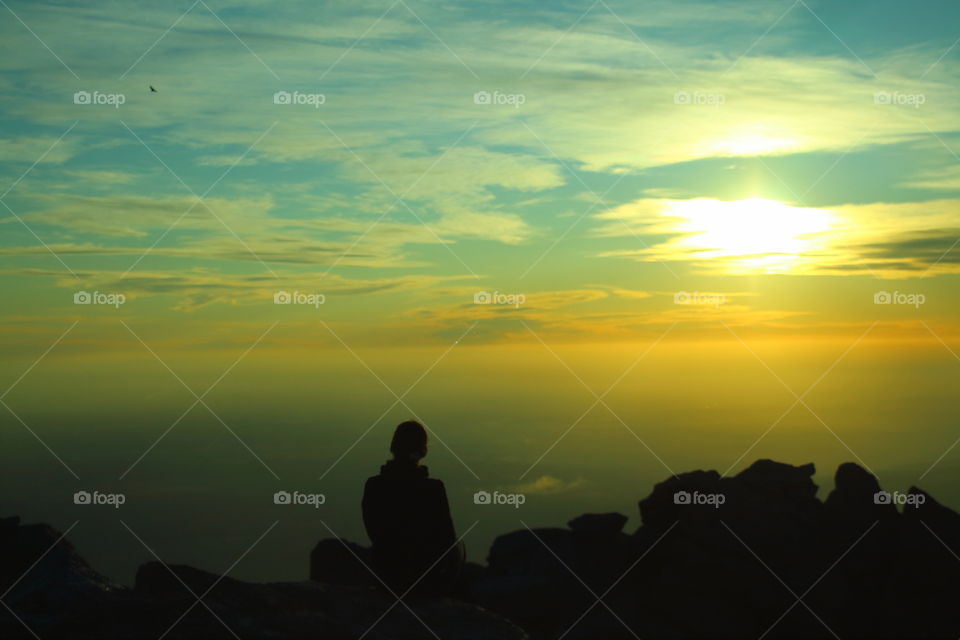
706, 124, 801, 156
664, 198, 833, 272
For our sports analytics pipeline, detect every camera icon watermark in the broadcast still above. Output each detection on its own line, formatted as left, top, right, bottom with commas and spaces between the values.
73, 490, 126, 509
74, 290, 126, 308
473, 90, 526, 108
274, 291, 325, 308
673, 490, 725, 508
673, 90, 725, 107
273, 90, 325, 108
273, 490, 326, 508
73, 90, 125, 108
873, 291, 925, 308
473, 290, 525, 308
674, 291, 725, 308
873, 490, 925, 507
473, 490, 525, 508
873, 91, 925, 108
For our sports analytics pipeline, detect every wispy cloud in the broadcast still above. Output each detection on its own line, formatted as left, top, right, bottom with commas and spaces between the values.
512, 474, 584, 495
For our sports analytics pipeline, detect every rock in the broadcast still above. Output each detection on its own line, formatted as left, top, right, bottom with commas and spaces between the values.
637, 460, 822, 546
486, 527, 574, 580
1, 519, 120, 606
0, 518, 527, 640
130, 564, 529, 640
735, 459, 817, 499
567, 512, 628, 538
566, 513, 631, 594
903, 486, 960, 535
460, 560, 485, 585
628, 461, 827, 639
638, 469, 724, 529
889, 487, 960, 639
726, 460, 822, 540
0, 517, 127, 639
720, 460, 823, 577
812, 464, 905, 638
309, 537, 375, 586
473, 527, 585, 635
0, 515, 19, 536
824, 462, 897, 522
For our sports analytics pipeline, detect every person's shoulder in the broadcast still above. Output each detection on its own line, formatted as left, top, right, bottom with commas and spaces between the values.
423, 477, 447, 492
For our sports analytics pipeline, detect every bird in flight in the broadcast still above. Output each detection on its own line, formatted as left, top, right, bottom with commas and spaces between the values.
149, 85, 157, 92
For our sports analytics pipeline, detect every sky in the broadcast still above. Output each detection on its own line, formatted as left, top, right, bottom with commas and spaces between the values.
1, 0, 959, 584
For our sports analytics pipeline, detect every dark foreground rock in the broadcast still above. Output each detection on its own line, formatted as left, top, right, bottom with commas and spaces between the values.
4, 460, 960, 639
0, 521, 526, 640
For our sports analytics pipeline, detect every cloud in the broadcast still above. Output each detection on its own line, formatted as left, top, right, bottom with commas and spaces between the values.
351, 146, 566, 198
512, 475, 584, 495
901, 166, 960, 191
63, 169, 137, 184
196, 154, 260, 167
10, 193, 271, 237
7, 267, 474, 312
591, 286, 653, 300
859, 228, 960, 266
2, 184, 535, 266
593, 197, 960, 277
0, 135, 84, 165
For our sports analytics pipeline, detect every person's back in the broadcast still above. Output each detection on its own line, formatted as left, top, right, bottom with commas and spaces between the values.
362, 421, 463, 595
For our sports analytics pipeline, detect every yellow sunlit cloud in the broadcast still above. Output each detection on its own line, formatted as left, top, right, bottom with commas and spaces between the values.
704, 124, 803, 156
598, 197, 960, 278
660, 198, 833, 272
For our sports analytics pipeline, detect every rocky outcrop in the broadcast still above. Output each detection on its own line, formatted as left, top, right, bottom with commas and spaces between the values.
1, 515, 124, 636
891, 488, 960, 639
4, 459, 959, 639
0, 520, 527, 640
465, 460, 960, 639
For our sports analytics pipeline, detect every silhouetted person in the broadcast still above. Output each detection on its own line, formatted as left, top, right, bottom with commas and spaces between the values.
362, 420, 463, 596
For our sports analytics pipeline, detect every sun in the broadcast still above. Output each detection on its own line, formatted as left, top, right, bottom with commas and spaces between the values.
664, 198, 833, 272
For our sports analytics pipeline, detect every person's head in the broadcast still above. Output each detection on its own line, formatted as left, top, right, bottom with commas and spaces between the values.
390, 420, 428, 463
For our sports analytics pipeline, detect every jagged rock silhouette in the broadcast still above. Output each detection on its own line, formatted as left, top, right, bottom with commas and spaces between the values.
4, 460, 959, 639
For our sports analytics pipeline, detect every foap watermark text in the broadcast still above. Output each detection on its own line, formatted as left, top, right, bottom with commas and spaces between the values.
674, 490, 725, 508
874, 91, 925, 108
474, 291, 525, 308
874, 491, 925, 507
674, 90, 725, 107
274, 490, 326, 508
674, 291, 725, 307
74, 490, 126, 509
275, 291, 325, 308
74, 291, 126, 308
274, 90, 325, 108
474, 490, 525, 508
874, 291, 925, 308
473, 90, 526, 108
74, 90, 125, 108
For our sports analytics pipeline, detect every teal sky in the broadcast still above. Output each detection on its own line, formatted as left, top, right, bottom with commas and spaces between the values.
1, 0, 959, 320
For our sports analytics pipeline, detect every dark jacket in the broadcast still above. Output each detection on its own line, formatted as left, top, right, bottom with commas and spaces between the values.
362, 461, 459, 594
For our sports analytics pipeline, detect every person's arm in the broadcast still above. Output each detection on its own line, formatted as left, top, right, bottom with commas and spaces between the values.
361, 478, 383, 546
434, 481, 457, 548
